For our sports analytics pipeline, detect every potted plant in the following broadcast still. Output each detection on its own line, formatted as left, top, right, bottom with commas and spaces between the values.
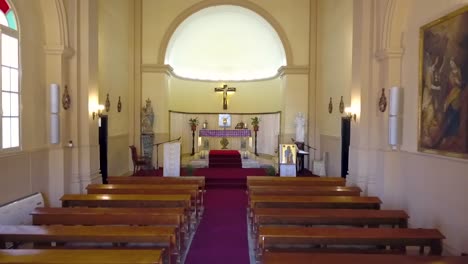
251, 116, 260, 131
189, 117, 199, 131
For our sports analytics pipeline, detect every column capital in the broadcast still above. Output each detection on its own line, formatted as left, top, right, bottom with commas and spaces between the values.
44, 45, 75, 58
375, 48, 404, 61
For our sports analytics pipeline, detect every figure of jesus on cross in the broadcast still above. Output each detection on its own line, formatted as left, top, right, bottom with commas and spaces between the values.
214, 84, 236, 110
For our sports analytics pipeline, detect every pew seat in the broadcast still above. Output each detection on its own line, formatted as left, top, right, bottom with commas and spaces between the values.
248, 186, 362, 197
31, 207, 187, 249
247, 176, 346, 187
107, 176, 206, 211
0, 249, 164, 264
0, 225, 178, 264
251, 208, 409, 233
249, 195, 382, 212
60, 194, 191, 209
257, 226, 445, 260
263, 252, 467, 264
86, 184, 200, 219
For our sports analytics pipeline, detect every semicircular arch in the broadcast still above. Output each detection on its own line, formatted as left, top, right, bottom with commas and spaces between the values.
158, 0, 293, 68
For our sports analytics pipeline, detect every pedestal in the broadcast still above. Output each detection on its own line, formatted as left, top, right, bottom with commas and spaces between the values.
191, 130, 195, 156
141, 133, 154, 169
254, 130, 259, 156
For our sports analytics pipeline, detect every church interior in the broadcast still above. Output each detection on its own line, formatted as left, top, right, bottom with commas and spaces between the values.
0, 0, 467, 263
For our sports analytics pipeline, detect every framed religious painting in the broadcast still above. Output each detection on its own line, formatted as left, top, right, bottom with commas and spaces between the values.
418, 5, 468, 159
279, 144, 297, 165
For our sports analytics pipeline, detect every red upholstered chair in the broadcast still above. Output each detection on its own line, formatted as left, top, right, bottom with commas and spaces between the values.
129, 145, 152, 175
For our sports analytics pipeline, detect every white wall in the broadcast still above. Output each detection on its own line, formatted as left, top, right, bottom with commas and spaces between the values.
98, 0, 132, 175
396, 0, 468, 254
0, 0, 49, 204
317, 0, 353, 137
316, 0, 353, 176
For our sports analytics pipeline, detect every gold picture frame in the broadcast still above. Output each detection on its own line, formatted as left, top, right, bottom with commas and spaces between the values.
279, 144, 297, 165
418, 5, 468, 159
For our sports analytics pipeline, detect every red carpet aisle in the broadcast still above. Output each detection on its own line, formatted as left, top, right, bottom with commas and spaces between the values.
185, 189, 249, 264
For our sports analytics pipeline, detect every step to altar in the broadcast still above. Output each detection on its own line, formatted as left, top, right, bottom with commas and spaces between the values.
186, 151, 262, 168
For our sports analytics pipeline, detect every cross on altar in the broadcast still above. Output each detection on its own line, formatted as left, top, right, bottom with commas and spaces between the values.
214, 84, 236, 110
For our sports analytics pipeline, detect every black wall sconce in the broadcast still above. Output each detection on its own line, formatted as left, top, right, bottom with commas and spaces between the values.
328, 97, 333, 113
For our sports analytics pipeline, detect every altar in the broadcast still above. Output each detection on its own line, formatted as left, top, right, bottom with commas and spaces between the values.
199, 129, 251, 151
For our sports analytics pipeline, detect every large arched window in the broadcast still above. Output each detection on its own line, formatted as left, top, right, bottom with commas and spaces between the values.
165, 5, 286, 81
0, 0, 19, 150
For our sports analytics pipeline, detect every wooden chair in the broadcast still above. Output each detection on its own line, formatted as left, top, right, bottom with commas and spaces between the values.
129, 145, 152, 175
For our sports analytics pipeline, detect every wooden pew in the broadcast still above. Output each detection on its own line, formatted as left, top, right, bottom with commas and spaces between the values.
0, 249, 164, 264
248, 186, 362, 197
247, 176, 346, 187
31, 207, 187, 250
61, 194, 190, 209
108, 176, 206, 211
249, 195, 382, 213
86, 184, 200, 219
0, 225, 178, 264
263, 252, 467, 264
251, 208, 409, 233
247, 186, 362, 207
257, 226, 445, 260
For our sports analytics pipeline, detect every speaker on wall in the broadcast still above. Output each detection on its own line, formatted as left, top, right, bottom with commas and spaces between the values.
388, 86, 403, 150
50, 83, 59, 114
50, 113, 60, 144
50, 83, 60, 144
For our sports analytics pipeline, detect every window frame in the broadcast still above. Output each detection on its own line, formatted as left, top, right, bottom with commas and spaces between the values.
0, 20, 21, 153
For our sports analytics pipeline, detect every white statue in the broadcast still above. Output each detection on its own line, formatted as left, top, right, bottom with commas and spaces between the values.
141, 98, 154, 134
295, 112, 305, 142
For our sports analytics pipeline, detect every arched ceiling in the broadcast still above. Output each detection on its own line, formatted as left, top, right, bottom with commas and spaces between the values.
165, 5, 286, 81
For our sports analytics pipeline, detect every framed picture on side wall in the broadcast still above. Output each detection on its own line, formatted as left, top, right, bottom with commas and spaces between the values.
418, 5, 468, 159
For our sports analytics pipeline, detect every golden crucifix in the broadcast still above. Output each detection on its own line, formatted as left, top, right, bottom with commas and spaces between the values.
214, 84, 236, 110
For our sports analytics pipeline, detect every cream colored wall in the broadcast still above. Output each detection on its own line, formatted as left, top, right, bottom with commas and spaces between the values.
316, 0, 353, 176
397, 0, 468, 254
0, 0, 49, 204
320, 135, 341, 177
168, 78, 282, 113
317, 0, 353, 137
98, 0, 131, 175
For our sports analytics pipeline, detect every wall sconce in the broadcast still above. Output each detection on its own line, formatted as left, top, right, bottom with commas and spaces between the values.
62, 85, 71, 110
344, 106, 357, 121
117, 96, 122, 112
92, 104, 105, 120
328, 97, 333, 113
105, 93, 111, 112
339, 96, 345, 113
379, 88, 387, 112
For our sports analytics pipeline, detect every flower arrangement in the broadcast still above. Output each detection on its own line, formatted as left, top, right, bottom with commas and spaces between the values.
189, 117, 199, 131
251, 116, 260, 131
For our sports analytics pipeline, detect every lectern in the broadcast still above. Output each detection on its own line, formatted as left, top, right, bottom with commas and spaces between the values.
163, 142, 181, 177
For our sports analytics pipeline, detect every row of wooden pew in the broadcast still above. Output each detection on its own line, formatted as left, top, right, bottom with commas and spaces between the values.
0, 176, 206, 264
246, 176, 465, 264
